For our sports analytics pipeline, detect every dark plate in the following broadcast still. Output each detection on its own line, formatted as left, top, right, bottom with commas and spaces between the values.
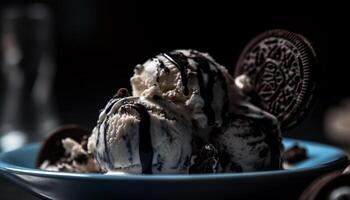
0, 138, 348, 200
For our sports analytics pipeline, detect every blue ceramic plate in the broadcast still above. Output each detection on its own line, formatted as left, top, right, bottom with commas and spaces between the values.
0, 138, 348, 200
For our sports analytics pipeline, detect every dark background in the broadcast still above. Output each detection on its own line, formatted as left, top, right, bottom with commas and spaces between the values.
0, 1, 348, 199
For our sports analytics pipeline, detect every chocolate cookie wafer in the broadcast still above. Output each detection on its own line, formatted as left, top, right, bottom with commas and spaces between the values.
36, 125, 90, 167
235, 29, 318, 130
300, 171, 350, 200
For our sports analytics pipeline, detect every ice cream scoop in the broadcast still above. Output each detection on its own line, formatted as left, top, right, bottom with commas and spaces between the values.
212, 101, 282, 172
131, 50, 232, 134
88, 87, 193, 174
211, 75, 283, 172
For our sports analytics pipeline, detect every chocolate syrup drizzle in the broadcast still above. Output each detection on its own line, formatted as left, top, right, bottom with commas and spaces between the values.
103, 121, 113, 168
131, 104, 153, 174
162, 53, 190, 96
155, 58, 170, 83
96, 95, 153, 173
96, 98, 119, 169
193, 55, 216, 125
161, 51, 228, 126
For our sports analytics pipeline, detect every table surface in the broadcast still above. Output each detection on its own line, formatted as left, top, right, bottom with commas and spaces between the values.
0, 177, 38, 200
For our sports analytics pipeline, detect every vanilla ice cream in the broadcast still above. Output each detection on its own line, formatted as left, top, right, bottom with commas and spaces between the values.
88, 87, 192, 174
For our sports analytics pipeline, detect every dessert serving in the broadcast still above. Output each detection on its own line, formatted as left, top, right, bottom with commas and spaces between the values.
36, 29, 317, 174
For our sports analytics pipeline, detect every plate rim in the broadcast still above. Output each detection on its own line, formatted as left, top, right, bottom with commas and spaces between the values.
0, 138, 348, 181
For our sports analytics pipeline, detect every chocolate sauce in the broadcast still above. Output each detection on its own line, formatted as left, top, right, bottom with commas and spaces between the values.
131, 104, 153, 174
96, 96, 153, 173
97, 97, 124, 168
158, 58, 170, 73
103, 122, 113, 168
156, 58, 170, 83
219, 71, 229, 121
162, 53, 189, 96
162, 51, 228, 126
194, 55, 216, 125
204, 57, 229, 124
95, 98, 117, 168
